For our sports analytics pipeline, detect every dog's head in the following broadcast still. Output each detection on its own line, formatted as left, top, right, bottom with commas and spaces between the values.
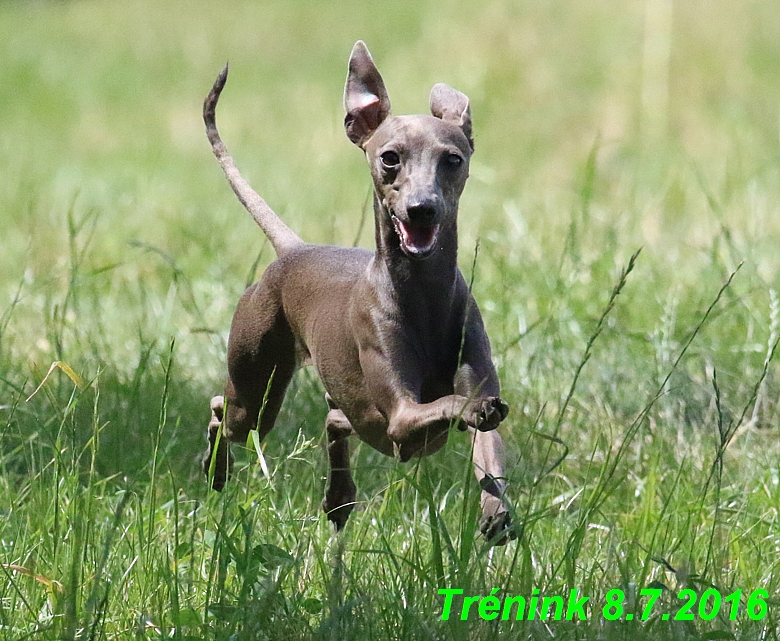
344, 41, 473, 260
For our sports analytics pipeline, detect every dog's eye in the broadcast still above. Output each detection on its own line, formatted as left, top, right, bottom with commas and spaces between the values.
380, 151, 400, 168
446, 153, 463, 167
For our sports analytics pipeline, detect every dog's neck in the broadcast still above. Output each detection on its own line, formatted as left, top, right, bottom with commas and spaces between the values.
371, 194, 459, 303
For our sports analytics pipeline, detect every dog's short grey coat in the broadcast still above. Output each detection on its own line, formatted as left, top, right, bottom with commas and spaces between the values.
202, 41, 514, 543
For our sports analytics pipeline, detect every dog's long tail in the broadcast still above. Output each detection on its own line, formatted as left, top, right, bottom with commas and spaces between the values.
204, 64, 303, 257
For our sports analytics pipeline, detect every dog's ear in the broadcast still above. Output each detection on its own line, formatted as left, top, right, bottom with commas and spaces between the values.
430, 83, 473, 151
344, 41, 391, 148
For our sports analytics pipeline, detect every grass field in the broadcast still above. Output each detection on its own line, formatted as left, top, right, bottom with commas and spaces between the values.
2, 0, 780, 639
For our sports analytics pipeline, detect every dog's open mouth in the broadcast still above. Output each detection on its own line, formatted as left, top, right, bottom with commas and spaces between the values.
391, 215, 440, 257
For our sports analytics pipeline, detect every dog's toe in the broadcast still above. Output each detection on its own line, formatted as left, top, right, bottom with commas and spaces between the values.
479, 510, 519, 546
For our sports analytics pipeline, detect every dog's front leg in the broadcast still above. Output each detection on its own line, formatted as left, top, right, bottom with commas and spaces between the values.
358, 340, 506, 460
453, 309, 515, 544
383, 391, 514, 543
452, 366, 515, 544
384, 395, 506, 460
468, 427, 515, 544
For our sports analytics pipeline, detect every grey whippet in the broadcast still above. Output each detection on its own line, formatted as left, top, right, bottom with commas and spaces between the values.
202, 41, 514, 543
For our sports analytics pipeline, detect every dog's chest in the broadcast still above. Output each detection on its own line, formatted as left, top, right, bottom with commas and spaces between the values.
402, 324, 461, 399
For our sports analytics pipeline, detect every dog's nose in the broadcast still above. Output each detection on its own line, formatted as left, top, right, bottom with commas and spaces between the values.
406, 199, 438, 225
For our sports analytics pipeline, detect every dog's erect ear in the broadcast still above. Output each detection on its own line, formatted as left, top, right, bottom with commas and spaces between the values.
344, 41, 391, 148
430, 83, 473, 151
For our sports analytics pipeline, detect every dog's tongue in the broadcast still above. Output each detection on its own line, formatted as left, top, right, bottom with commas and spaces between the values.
399, 220, 437, 253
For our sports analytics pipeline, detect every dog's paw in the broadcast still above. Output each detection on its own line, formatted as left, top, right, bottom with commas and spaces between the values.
479, 509, 519, 546
210, 395, 224, 422
322, 489, 356, 532
203, 395, 232, 491
474, 397, 509, 431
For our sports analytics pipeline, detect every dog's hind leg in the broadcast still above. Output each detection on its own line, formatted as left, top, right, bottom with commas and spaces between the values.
321, 395, 357, 530
203, 278, 297, 491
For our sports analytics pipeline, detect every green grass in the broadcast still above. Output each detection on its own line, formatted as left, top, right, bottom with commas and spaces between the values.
2, 0, 780, 638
